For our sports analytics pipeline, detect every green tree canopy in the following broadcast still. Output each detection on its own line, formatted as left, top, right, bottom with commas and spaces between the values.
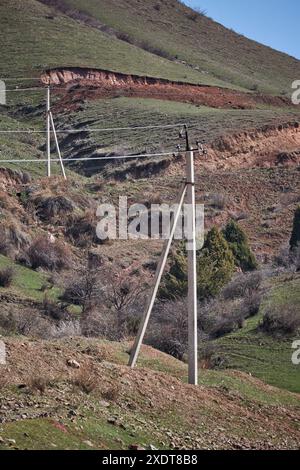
160, 227, 235, 301
222, 220, 257, 271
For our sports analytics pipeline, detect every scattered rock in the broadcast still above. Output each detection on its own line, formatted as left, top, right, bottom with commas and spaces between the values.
128, 444, 145, 450
66, 359, 80, 369
83, 440, 94, 448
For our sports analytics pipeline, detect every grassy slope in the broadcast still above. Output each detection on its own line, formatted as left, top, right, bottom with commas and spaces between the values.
0, 336, 299, 450
65, 0, 300, 94
214, 274, 300, 393
0, 0, 227, 86
58, 97, 300, 156
0, 254, 61, 301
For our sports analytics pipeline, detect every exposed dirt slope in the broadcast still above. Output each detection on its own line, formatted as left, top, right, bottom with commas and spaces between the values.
41, 68, 290, 110
197, 121, 300, 170
0, 337, 299, 450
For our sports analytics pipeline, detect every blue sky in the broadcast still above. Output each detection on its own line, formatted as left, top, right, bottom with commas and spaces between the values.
183, 0, 300, 59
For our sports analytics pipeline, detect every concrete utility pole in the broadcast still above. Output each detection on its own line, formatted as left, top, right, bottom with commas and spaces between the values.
128, 183, 187, 368
129, 125, 199, 385
186, 149, 198, 385
45, 84, 67, 180
46, 86, 51, 177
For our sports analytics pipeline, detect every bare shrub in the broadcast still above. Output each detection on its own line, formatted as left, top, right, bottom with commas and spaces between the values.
209, 193, 226, 210
71, 367, 97, 394
198, 343, 227, 370
222, 271, 262, 300
61, 264, 101, 313
66, 211, 102, 248
43, 296, 70, 321
100, 264, 150, 333
49, 320, 81, 339
0, 266, 14, 287
239, 291, 262, 318
27, 236, 71, 271
210, 315, 242, 339
201, 297, 245, 339
101, 384, 120, 402
35, 195, 74, 221
0, 220, 31, 258
26, 374, 50, 394
260, 305, 300, 336
146, 300, 188, 360
274, 243, 292, 268
81, 309, 119, 340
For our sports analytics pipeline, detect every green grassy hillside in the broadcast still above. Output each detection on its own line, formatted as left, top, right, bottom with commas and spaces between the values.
213, 274, 300, 393
0, 0, 227, 87
1, 0, 300, 94
63, 0, 300, 94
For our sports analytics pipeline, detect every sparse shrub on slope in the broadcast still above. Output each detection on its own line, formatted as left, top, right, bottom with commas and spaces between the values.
146, 299, 188, 360
223, 220, 258, 271
290, 206, 300, 251
0, 266, 14, 287
260, 305, 300, 336
222, 271, 262, 300
27, 236, 71, 271
35, 195, 74, 221
160, 228, 235, 301
0, 220, 31, 259
66, 211, 102, 248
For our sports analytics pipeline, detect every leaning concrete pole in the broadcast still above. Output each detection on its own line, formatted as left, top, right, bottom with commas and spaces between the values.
186, 150, 198, 385
128, 184, 187, 368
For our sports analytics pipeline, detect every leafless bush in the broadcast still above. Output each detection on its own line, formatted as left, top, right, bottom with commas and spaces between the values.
35, 195, 74, 221
71, 367, 97, 394
198, 343, 227, 370
43, 296, 70, 321
101, 384, 120, 402
81, 308, 119, 340
66, 211, 101, 248
222, 271, 262, 300
0, 266, 14, 287
26, 374, 51, 394
274, 243, 292, 268
61, 264, 101, 313
209, 193, 226, 210
239, 291, 262, 318
260, 305, 300, 336
146, 300, 188, 360
49, 320, 81, 339
0, 220, 31, 258
27, 236, 71, 271
210, 314, 243, 339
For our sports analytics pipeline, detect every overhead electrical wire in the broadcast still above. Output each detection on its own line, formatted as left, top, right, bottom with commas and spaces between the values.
0, 152, 176, 164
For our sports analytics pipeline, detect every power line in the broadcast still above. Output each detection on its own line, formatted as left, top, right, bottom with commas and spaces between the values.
0, 152, 175, 164
0, 123, 185, 134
